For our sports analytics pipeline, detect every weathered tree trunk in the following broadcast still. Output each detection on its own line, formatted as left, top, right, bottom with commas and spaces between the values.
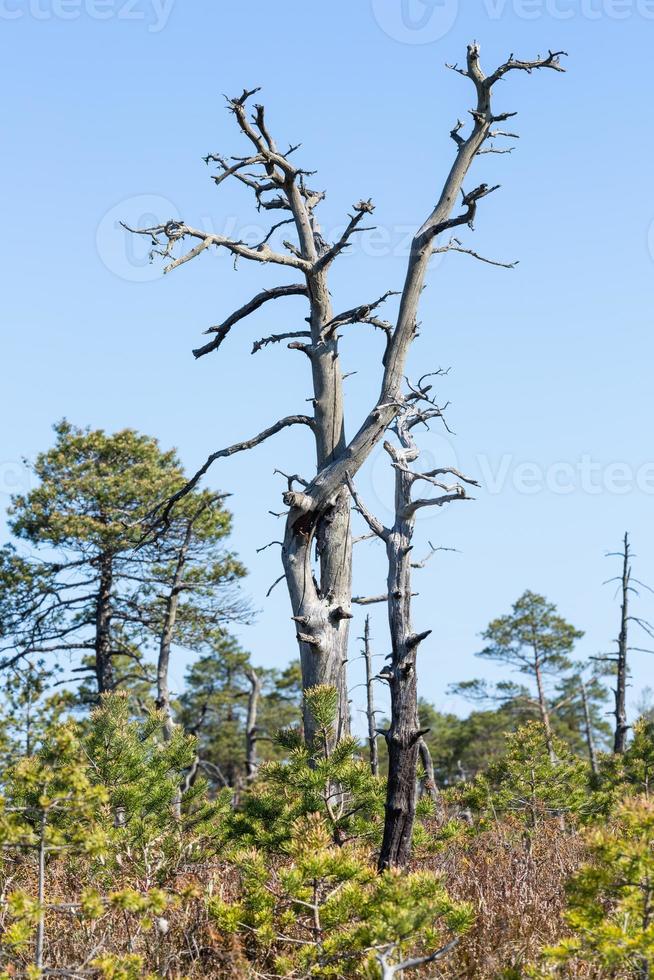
128, 45, 564, 748
614, 532, 630, 754
94, 554, 114, 694
362, 615, 379, 776
348, 400, 476, 870
378, 441, 424, 871
419, 738, 439, 802
156, 520, 194, 741
245, 666, 261, 779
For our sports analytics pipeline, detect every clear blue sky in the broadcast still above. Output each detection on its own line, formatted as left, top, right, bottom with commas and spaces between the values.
2, 1, 653, 731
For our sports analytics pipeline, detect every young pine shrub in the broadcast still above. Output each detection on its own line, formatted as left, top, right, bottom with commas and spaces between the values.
535, 796, 654, 979
0, 694, 231, 978
210, 811, 473, 978
229, 684, 386, 850
452, 721, 595, 831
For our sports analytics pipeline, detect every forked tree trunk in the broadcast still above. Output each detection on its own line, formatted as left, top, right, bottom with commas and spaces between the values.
128, 45, 564, 747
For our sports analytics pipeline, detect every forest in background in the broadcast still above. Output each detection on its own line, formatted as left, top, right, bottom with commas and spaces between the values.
2, 40, 654, 980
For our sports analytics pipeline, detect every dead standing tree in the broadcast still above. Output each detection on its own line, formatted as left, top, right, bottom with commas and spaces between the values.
126, 44, 565, 747
598, 533, 654, 753
361, 615, 380, 777
348, 389, 478, 870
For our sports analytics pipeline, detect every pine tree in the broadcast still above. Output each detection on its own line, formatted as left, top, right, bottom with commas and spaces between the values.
454, 722, 593, 830
465, 592, 583, 761
0, 658, 67, 773
177, 639, 301, 791
6, 421, 245, 702
0, 693, 229, 975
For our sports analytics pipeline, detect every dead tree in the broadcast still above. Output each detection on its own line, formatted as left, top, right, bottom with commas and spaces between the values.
348, 389, 478, 870
599, 533, 654, 753
244, 666, 261, 780
361, 615, 380, 776
126, 44, 564, 747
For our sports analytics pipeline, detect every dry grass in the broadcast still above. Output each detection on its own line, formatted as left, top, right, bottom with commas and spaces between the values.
423, 817, 589, 978
1, 820, 594, 978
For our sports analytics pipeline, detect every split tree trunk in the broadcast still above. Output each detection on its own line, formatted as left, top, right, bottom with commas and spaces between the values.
128, 45, 564, 748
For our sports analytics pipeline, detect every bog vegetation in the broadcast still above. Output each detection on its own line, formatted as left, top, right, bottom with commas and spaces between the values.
2, 41, 652, 980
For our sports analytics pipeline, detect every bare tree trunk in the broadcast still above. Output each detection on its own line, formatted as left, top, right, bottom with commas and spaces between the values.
245, 666, 261, 780
614, 532, 630, 754
580, 677, 598, 775
362, 615, 379, 776
157, 521, 194, 741
349, 397, 476, 870
95, 554, 114, 694
419, 738, 439, 802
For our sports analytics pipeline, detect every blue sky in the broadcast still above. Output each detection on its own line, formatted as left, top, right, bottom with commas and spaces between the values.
1, 0, 653, 731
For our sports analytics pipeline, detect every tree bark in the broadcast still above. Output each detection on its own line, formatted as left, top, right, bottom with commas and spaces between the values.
377, 453, 423, 871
